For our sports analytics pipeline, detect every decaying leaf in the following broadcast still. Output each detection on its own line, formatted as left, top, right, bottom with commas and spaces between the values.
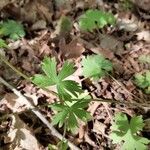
59, 38, 85, 59
117, 15, 138, 32
93, 120, 107, 135
136, 30, 150, 42
2, 0, 53, 24
0, 0, 15, 10
4, 114, 41, 150
0, 93, 31, 113
99, 34, 124, 55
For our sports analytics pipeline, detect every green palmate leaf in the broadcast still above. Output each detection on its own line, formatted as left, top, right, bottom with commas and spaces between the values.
79, 9, 116, 31
49, 99, 91, 133
82, 54, 112, 80
0, 39, 8, 48
134, 71, 150, 94
32, 57, 82, 101
139, 55, 150, 64
58, 61, 75, 80
0, 20, 25, 40
57, 140, 68, 150
110, 113, 150, 150
32, 74, 54, 87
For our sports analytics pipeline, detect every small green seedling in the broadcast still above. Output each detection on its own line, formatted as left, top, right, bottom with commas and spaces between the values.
110, 113, 150, 150
120, 0, 134, 11
134, 71, 150, 94
78, 9, 116, 31
139, 55, 150, 64
56, 15, 72, 36
32, 57, 82, 101
32, 57, 91, 133
81, 54, 112, 80
0, 20, 25, 40
48, 140, 68, 150
0, 39, 8, 48
49, 98, 91, 133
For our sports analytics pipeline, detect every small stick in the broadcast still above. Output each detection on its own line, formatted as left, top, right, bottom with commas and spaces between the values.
0, 76, 80, 150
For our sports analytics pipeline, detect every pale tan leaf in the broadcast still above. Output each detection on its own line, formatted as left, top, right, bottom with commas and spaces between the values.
4, 114, 41, 150
136, 31, 150, 42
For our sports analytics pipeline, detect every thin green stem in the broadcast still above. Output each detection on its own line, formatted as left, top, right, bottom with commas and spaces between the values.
0, 54, 58, 96
0, 54, 31, 81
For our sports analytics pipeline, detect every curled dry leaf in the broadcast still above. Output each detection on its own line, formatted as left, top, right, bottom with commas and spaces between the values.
136, 30, 150, 42
4, 114, 41, 150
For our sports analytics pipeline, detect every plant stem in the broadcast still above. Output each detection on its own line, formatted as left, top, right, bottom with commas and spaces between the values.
0, 54, 58, 96
0, 76, 80, 150
0, 54, 31, 81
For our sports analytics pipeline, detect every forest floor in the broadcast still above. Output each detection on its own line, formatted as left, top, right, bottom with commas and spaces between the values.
0, 0, 150, 150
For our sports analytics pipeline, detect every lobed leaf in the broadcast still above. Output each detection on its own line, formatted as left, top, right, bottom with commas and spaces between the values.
79, 9, 116, 31
0, 20, 25, 40
33, 57, 82, 101
134, 71, 150, 94
110, 113, 150, 150
82, 54, 112, 80
0, 39, 8, 48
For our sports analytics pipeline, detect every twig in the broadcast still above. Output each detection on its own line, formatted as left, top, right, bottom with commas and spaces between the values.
108, 73, 144, 103
0, 76, 80, 150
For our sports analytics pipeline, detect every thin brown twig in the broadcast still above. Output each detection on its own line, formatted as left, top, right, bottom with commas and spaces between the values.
0, 76, 80, 150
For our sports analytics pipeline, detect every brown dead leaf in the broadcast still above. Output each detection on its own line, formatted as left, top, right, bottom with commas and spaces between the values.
99, 34, 124, 55
117, 13, 138, 32
31, 20, 47, 30
0, 93, 31, 113
136, 30, 150, 43
91, 47, 114, 59
0, 0, 15, 10
4, 114, 41, 150
84, 132, 98, 148
93, 120, 107, 136
59, 38, 85, 59
88, 101, 101, 116
2, 0, 53, 24
132, 0, 150, 11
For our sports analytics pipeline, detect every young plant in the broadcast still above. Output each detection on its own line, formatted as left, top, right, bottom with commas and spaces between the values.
32, 57, 91, 133
49, 98, 91, 133
139, 55, 150, 64
32, 57, 82, 100
0, 39, 8, 48
0, 20, 25, 40
119, 0, 134, 11
81, 54, 112, 80
134, 71, 150, 94
78, 9, 116, 31
110, 113, 150, 150
48, 140, 68, 150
